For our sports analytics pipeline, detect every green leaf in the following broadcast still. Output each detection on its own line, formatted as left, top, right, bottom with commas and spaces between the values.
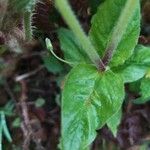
113, 45, 150, 83
133, 97, 150, 105
3, 101, 15, 116
140, 77, 150, 102
132, 76, 150, 104
35, 98, 45, 108
89, 0, 140, 67
107, 108, 122, 137
58, 28, 90, 65
129, 80, 141, 93
61, 64, 124, 150
55, 0, 101, 68
129, 45, 150, 66
43, 55, 64, 74
1, 112, 12, 143
113, 65, 147, 83
88, 0, 104, 15
140, 144, 148, 150
12, 117, 21, 128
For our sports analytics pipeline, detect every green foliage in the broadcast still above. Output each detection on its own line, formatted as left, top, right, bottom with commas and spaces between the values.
130, 72, 150, 104
113, 45, 150, 83
61, 64, 124, 150
43, 55, 64, 74
114, 64, 147, 83
35, 98, 45, 107
0, 101, 15, 116
55, 0, 103, 69
88, 0, 104, 14
12, 118, 21, 128
45, 38, 73, 66
107, 109, 122, 137
89, 0, 140, 67
58, 28, 90, 65
129, 45, 150, 65
50, 0, 150, 149
129, 80, 141, 93
133, 77, 150, 104
0, 111, 12, 150
140, 145, 147, 150
0, 101, 16, 150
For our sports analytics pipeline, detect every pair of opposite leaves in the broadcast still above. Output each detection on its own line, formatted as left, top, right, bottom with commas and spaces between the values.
55, 0, 150, 149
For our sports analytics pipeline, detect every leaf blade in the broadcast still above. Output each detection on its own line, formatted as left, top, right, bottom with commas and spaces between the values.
140, 77, 150, 103
1, 112, 12, 143
113, 45, 150, 83
58, 28, 90, 65
107, 108, 122, 137
61, 64, 124, 150
89, 0, 140, 67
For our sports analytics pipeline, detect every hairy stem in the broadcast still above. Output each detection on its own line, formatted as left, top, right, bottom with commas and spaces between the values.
103, 0, 139, 65
23, 12, 32, 41
55, 0, 105, 70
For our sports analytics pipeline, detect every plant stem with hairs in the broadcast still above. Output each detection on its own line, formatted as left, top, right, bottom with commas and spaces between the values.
102, 0, 139, 65
23, 11, 32, 41
55, 0, 105, 70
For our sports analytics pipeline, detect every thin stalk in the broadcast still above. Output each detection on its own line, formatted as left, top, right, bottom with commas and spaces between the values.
55, 0, 105, 70
23, 11, 32, 41
45, 38, 73, 65
103, 0, 139, 65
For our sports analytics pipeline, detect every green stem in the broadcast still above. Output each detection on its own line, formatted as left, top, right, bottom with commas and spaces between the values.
55, 0, 105, 70
103, 0, 139, 65
23, 11, 32, 41
45, 38, 73, 65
